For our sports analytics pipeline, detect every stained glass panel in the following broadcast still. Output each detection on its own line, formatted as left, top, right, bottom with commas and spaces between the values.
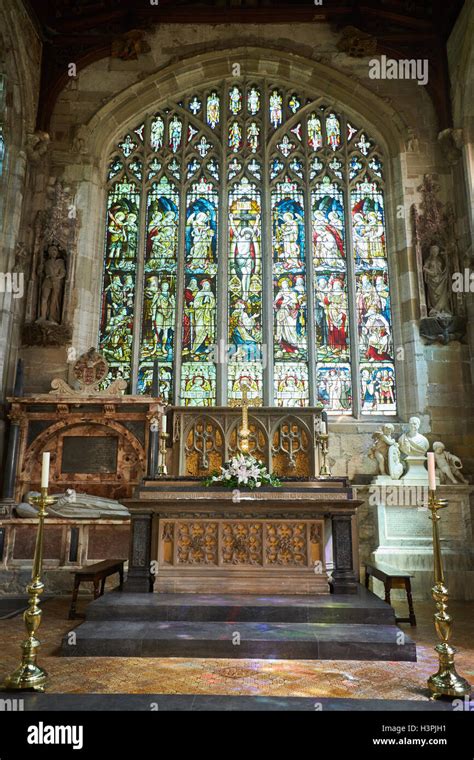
206, 92, 220, 129
139, 177, 179, 391
228, 178, 263, 402
316, 364, 352, 414
326, 113, 341, 151
99, 182, 140, 384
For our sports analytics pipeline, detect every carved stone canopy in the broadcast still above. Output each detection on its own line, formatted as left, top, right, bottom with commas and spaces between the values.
337, 26, 377, 57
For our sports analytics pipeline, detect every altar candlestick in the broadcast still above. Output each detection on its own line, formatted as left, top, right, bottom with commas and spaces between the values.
427, 452, 436, 491
321, 410, 328, 429
161, 413, 167, 434
321, 421, 327, 436
41, 452, 50, 489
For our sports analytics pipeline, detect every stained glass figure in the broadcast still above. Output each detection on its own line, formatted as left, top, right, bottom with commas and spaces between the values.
189, 97, 201, 115
187, 159, 201, 179
228, 158, 242, 180
229, 86, 242, 115
150, 117, 164, 150
108, 157, 123, 181
168, 158, 180, 180
181, 179, 218, 401
272, 181, 308, 381
316, 364, 352, 414
271, 158, 284, 179
328, 158, 343, 179
349, 156, 363, 180
229, 121, 242, 153
290, 158, 303, 178
309, 157, 324, 179
99, 182, 141, 383
168, 116, 182, 153
119, 134, 137, 158
289, 94, 301, 113
352, 181, 386, 267
180, 363, 216, 406
326, 113, 341, 151
247, 122, 260, 153
274, 364, 309, 407
269, 90, 283, 129
206, 159, 219, 180
360, 363, 396, 415
247, 87, 260, 115
307, 114, 322, 150
277, 135, 295, 158
140, 177, 179, 382
368, 156, 383, 177
207, 92, 220, 129
129, 159, 143, 180
248, 159, 261, 179
356, 133, 371, 155
197, 136, 212, 157
228, 179, 262, 399
312, 179, 345, 272
228, 364, 263, 402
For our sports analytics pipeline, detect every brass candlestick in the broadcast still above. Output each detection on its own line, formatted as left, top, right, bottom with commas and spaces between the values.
427, 489, 471, 700
318, 433, 331, 477
4, 488, 56, 692
158, 431, 169, 477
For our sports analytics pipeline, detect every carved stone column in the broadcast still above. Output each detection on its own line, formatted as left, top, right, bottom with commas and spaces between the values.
330, 514, 357, 594
126, 512, 153, 592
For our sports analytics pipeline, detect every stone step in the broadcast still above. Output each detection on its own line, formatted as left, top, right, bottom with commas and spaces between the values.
62, 620, 416, 661
85, 588, 396, 625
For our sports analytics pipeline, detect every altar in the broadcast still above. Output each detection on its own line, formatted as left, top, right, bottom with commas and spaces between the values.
125, 477, 361, 595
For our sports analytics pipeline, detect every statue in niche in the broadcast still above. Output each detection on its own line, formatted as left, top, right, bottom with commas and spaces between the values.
16, 489, 130, 519
398, 416, 429, 457
369, 424, 403, 480
38, 243, 66, 323
423, 244, 452, 317
432, 442, 469, 484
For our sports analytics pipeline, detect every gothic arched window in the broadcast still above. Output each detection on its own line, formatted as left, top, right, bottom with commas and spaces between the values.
99, 80, 396, 416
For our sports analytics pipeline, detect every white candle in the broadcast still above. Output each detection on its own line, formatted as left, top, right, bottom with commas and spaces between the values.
161, 414, 167, 434
321, 421, 327, 436
41, 452, 50, 489
427, 452, 436, 491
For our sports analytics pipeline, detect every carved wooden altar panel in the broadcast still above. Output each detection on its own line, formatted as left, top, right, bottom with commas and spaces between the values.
156, 517, 325, 594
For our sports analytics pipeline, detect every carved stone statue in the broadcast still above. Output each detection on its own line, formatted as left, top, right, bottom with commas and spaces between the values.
423, 245, 452, 317
16, 489, 130, 519
432, 442, 469, 484
369, 423, 403, 481
38, 244, 66, 323
26, 130, 50, 163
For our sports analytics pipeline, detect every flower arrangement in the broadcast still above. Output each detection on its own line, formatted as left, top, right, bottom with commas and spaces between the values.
203, 454, 281, 490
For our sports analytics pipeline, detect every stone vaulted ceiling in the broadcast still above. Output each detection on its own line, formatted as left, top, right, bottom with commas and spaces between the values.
24, 0, 466, 129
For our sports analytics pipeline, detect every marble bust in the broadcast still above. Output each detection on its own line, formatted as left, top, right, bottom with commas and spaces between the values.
398, 416, 429, 457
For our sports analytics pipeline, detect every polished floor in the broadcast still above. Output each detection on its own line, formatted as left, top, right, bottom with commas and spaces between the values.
0, 595, 473, 701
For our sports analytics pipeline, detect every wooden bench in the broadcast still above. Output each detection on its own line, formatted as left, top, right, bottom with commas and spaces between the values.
69, 559, 125, 619
364, 561, 417, 627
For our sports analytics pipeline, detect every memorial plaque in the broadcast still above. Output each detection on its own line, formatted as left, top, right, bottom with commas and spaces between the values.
385, 506, 430, 539
61, 436, 118, 473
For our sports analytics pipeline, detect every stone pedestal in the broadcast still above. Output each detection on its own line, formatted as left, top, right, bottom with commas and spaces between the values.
400, 455, 429, 484
354, 484, 474, 600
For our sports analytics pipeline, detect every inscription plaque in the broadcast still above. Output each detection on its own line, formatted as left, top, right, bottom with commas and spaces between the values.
61, 436, 118, 473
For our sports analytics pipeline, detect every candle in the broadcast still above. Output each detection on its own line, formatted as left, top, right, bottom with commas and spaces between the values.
41, 452, 50, 489
161, 414, 167, 434
321, 421, 327, 436
427, 452, 436, 491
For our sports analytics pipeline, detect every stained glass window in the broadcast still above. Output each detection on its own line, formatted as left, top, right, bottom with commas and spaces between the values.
99, 81, 396, 415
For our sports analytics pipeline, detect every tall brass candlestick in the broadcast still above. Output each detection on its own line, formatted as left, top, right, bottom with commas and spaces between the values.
427, 489, 471, 699
4, 488, 56, 691
318, 434, 331, 477
158, 431, 169, 476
